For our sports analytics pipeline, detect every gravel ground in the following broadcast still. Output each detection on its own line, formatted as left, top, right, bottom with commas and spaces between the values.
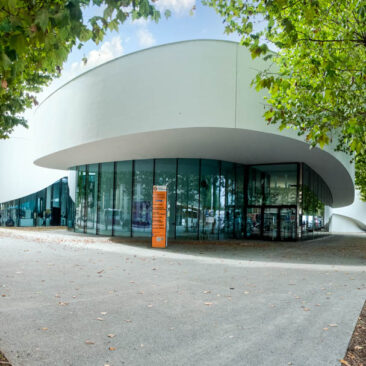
0, 228, 365, 366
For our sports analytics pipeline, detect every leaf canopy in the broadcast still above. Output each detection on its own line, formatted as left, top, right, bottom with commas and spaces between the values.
0, 0, 167, 138
205, 0, 366, 198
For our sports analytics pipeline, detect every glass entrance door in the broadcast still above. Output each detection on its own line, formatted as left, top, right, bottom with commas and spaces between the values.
246, 208, 261, 239
280, 208, 297, 240
263, 208, 278, 240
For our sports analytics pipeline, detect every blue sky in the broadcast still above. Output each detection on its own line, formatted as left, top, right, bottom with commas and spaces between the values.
44, 0, 240, 99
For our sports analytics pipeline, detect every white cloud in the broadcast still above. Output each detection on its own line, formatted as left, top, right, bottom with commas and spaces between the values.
35, 36, 124, 104
156, 0, 195, 14
132, 17, 150, 26
84, 36, 124, 69
64, 36, 124, 81
137, 28, 156, 48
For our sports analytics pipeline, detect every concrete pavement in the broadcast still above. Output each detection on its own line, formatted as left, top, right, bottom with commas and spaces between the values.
0, 229, 365, 366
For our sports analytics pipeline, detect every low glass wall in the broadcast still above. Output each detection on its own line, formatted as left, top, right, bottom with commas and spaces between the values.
0, 178, 74, 228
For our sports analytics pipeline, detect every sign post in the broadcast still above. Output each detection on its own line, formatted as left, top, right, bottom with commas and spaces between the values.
152, 185, 168, 248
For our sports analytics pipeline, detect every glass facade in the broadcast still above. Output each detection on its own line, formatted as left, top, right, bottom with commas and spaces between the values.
0, 160, 332, 241
0, 178, 73, 229
300, 163, 332, 239
72, 159, 331, 241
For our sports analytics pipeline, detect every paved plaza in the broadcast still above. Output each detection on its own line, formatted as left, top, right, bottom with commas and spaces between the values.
0, 229, 365, 366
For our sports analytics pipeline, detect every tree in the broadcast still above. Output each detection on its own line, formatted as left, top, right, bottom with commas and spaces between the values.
205, 0, 366, 196
0, 0, 170, 138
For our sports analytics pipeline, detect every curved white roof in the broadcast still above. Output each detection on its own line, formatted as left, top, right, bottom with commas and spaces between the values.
33, 40, 354, 207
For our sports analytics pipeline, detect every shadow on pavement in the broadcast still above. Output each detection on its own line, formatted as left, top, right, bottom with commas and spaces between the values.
110, 234, 366, 266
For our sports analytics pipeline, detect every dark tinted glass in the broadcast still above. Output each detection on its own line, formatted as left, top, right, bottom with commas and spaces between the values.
176, 159, 199, 239
114, 161, 132, 237
154, 159, 177, 239
132, 160, 153, 237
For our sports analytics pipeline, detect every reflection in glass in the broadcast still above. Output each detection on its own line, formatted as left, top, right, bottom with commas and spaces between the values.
263, 208, 278, 240
60, 178, 69, 226
86, 164, 98, 234
176, 159, 199, 239
114, 161, 132, 237
246, 208, 261, 238
248, 167, 262, 205
280, 208, 296, 240
235, 165, 245, 239
75, 166, 86, 233
199, 160, 220, 240
132, 160, 153, 237
220, 161, 235, 239
98, 162, 114, 236
19, 193, 36, 227
154, 159, 177, 239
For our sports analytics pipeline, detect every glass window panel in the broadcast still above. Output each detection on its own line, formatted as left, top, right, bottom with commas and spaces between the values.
220, 161, 235, 239
36, 189, 46, 226
75, 166, 86, 233
2, 201, 17, 227
280, 208, 297, 240
246, 207, 261, 239
19, 193, 36, 227
60, 178, 68, 226
248, 167, 262, 205
263, 208, 278, 240
199, 159, 220, 240
235, 165, 245, 239
132, 160, 153, 237
114, 161, 132, 237
176, 159, 199, 239
154, 159, 176, 239
98, 162, 114, 236
52, 181, 60, 208
253, 164, 298, 205
86, 164, 99, 234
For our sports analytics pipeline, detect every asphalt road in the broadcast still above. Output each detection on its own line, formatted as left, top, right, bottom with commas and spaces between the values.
0, 229, 365, 366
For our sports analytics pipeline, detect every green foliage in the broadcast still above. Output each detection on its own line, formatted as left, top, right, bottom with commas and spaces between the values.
0, 0, 165, 138
205, 0, 366, 198
355, 154, 366, 201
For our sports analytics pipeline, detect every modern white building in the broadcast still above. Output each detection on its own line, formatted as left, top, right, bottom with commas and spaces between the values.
0, 40, 361, 240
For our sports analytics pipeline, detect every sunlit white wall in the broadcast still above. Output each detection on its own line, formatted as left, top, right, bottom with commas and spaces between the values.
0, 110, 67, 203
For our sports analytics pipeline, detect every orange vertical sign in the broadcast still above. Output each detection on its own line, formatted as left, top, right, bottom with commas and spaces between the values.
152, 185, 167, 248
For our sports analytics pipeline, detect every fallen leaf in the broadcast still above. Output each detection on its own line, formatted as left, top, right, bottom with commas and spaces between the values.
329, 323, 338, 327
124, 319, 132, 323
96, 317, 104, 321
340, 359, 351, 366
85, 340, 95, 345
204, 302, 213, 306
109, 347, 116, 351
107, 334, 115, 338
41, 327, 48, 331
101, 312, 107, 315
